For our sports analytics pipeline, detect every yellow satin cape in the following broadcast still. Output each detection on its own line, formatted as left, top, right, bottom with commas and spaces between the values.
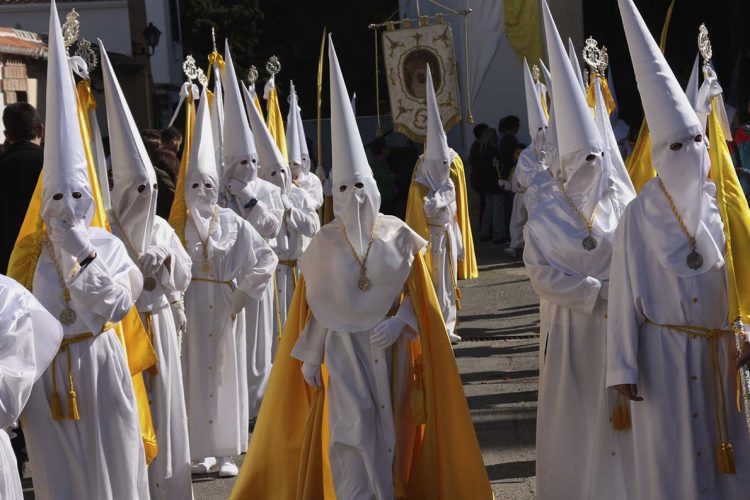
168, 93, 196, 243
231, 252, 492, 499
708, 98, 750, 329
266, 82, 289, 163
405, 157, 477, 280
7, 79, 158, 463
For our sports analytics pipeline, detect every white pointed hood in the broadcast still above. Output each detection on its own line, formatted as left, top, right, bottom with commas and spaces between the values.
296, 102, 312, 174
222, 40, 260, 184
568, 38, 586, 94
418, 64, 452, 191
524, 58, 548, 138
99, 40, 157, 256
543, 0, 606, 216
186, 87, 219, 241
618, 0, 720, 276
686, 53, 701, 112
245, 81, 290, 194
41, 0, 93, 227
329, 34, 381, 255
286, 81, 303, 174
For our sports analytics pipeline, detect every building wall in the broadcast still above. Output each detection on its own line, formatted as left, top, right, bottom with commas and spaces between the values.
0, 1, 133, 56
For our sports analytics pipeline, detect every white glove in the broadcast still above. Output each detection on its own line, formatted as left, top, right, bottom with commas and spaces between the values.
371, 317, 406, 349
301, 361, 322, 389
599, 280, 609, 301
170, 299, 187, 334
230, 289, 250, 316
48, 219, 95, 262
280, 194, 293, 212
498, 179, 512, 190
228, 179, 256, 206
141, 246, 171, 274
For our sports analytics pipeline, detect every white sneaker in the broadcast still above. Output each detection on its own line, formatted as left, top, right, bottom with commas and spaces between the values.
218, 456, 239, 477
191, 456, 216, 474
449, 332, 462, 344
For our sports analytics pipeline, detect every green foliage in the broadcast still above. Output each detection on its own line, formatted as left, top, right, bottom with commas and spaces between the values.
180, 0, 263, 76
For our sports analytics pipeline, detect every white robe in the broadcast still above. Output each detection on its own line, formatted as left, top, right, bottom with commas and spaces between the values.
422, 187, 463, 338
272, 185, 319, 339
606, 179, 750, 500
24, 228, 150, 500
291, 299, 418, 500
0, 275, 63, 500
225, 178, 282, 417
183, 207, 277, 459
111, 216, 194, 500
524, 185, 633, 500
296, 171, 324, 210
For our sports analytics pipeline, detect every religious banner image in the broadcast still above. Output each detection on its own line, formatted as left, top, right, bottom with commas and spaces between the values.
381, 21, 461, 142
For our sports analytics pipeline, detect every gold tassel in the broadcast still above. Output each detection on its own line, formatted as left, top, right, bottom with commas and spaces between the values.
50, 390, 64, 421
65, 347, 80, 421
717, 442, 736, 474
67, 388, 80, 421
612, 395, 632, 431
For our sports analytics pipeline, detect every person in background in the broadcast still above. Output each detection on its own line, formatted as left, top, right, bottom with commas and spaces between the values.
160, 126, 183, 156
477, 127, 510, 244
369, 137, 397, 215
0, 103, 44, 274
498, 115, 520, 237
151, 148, 177, 219
142, 129, 161, 160
505, 143, 527, 258
469, 123, 489, 226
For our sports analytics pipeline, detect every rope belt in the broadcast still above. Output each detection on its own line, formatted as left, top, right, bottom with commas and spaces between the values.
191, 277, 235, 290
49, 332, 95, 421
649, 320, 737, 474
278, 259, 298, 288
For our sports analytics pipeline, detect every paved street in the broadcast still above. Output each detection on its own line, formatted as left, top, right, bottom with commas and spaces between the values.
191, 242, 540, 499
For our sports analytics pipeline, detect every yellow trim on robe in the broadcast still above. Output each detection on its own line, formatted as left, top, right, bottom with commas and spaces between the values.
8, 79, 159, 464
230, 252, 492, 500
168, 94, 196, 244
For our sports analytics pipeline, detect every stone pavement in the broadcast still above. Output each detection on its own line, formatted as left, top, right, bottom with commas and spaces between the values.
22, 242, 541, 500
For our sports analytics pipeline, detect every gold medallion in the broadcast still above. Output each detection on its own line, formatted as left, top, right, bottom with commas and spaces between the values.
201, 260, 212, 274
358, 276, 371, 292
143, 276, 157, 291
687, 250, 704, 270
59, 307, 77, 326
582, 235, 597, 251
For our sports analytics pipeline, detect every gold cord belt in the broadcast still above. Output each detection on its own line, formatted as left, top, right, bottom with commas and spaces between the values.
278, 259, 298, 288
191, 277, 236, 291
649, 320, 737, 474
49, 332, 95, 421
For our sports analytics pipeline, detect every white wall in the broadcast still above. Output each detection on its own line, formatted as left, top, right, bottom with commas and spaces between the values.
144, 0, 183, 85
0, 1, 132, 57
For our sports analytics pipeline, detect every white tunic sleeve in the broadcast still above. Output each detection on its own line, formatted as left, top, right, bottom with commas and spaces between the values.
606, 210, 643, 387
67, 232, 142, 328
291, 313, 327, 365
524, 228, 602, 314
244, 198, 283, 239
424, 184, 456, 217
286, 189, 320, 237
0, 281, 62, 427
232, 220, 278, 301
160, 225, 193, 302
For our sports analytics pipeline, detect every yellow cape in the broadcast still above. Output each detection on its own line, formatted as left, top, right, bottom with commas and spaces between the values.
405, 157, 477, 280
231, 252, 492, 500
168, 93, 196, 244
267, 83, 289, 163
8, 79, 158, 463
